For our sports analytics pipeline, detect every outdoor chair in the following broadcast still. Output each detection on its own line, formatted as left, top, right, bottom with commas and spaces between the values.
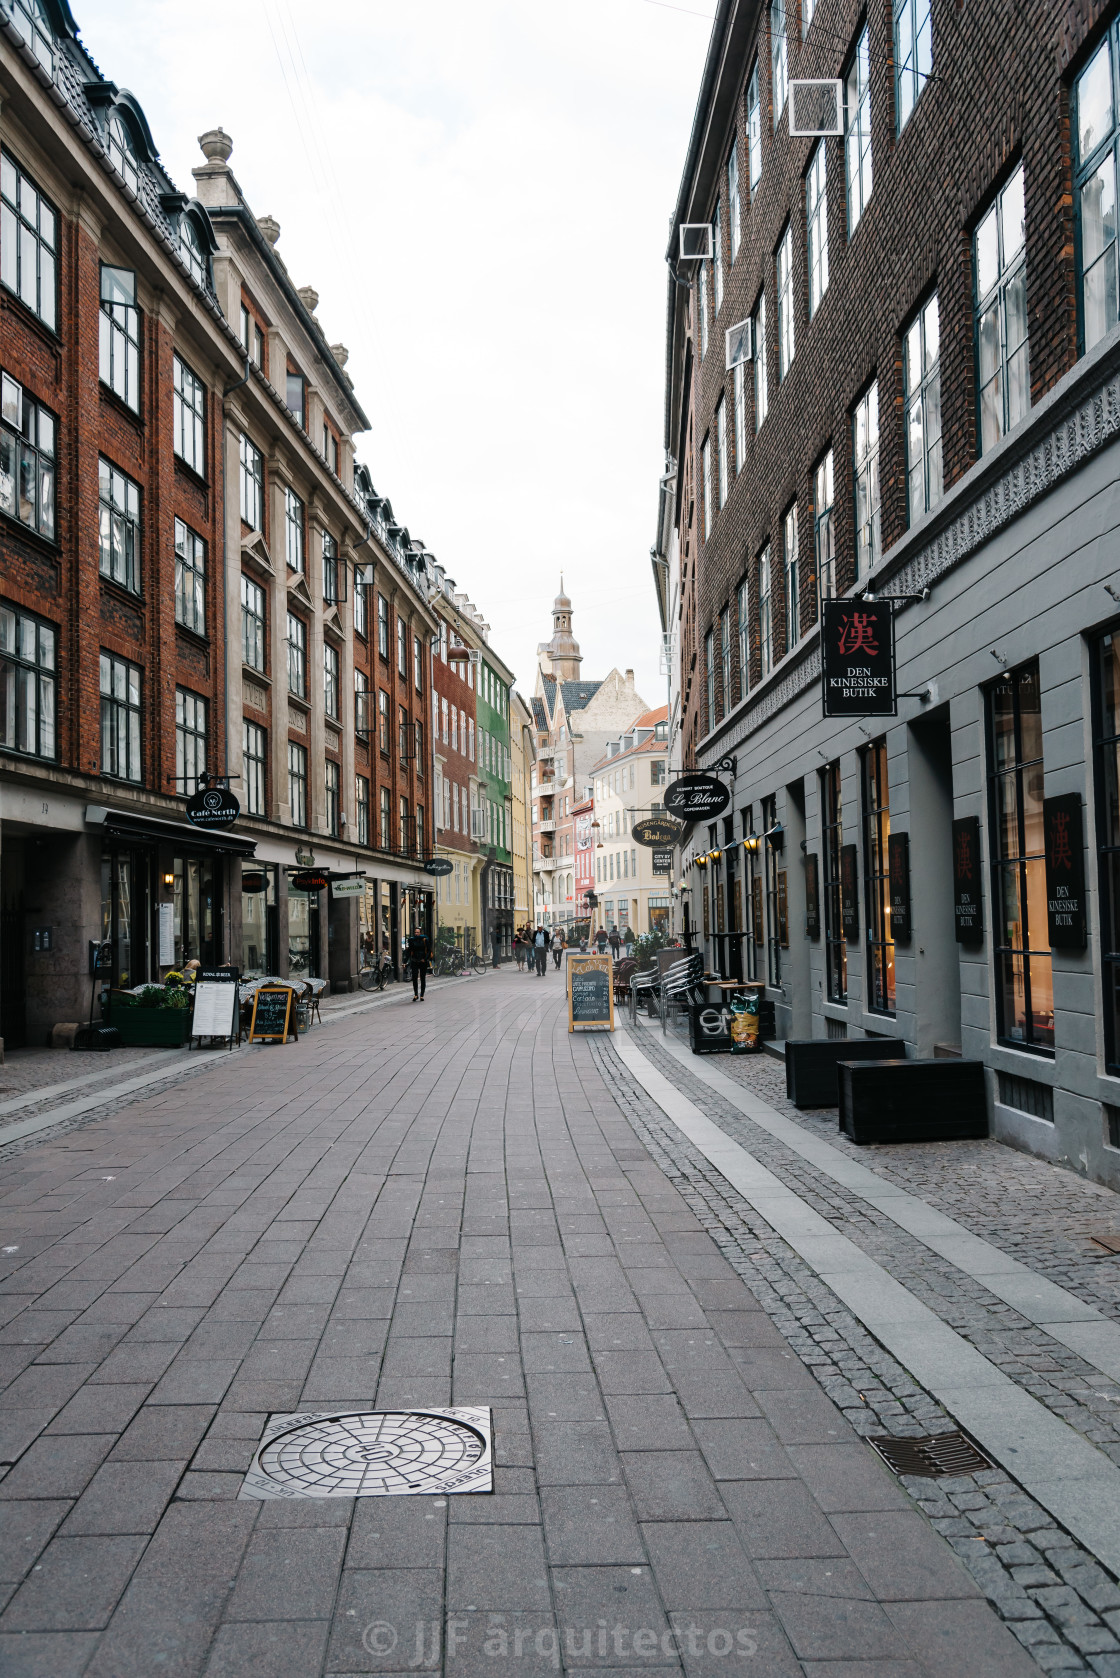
613, 958, 637, 1004
304, 976, 328, 1026
659, 952, 705, 1035
629, 967, 658, 1024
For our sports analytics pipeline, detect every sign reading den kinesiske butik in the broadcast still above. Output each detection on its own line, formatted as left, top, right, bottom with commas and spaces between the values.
821, 600, 896, 718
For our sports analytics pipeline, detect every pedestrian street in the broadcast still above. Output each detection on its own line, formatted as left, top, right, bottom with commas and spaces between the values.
3, 967, 1119, 1676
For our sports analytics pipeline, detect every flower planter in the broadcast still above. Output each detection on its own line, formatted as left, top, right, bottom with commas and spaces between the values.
111, 1006, 193, 1047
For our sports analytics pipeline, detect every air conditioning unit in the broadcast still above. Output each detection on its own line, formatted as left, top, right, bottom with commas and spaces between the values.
789, 79, 843, 136
725, 319, 752, 370
679, 223, 713, 262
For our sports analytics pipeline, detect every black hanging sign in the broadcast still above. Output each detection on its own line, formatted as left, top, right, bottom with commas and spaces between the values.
633, 816, 683, 848
241, 871, 268, 895
952, 816, 983, 944
424, 858, 454, 876
821, 600, 896, 718
804, 853, 820, 937
1043, 793, 1087, 950
840, 844, 860, 940
888, 832, 912, 943
664, 774, 731, 821
290, 870, 329, 893
185, 785, 241, 829
651, 847, 674, 875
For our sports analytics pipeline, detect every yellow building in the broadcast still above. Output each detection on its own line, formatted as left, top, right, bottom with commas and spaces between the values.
510, 692, 535, 928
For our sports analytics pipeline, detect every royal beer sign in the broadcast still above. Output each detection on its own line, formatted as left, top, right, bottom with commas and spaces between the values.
821, 600, 895, 717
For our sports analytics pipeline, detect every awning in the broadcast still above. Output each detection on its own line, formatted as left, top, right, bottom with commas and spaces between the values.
85, 805, 258, 857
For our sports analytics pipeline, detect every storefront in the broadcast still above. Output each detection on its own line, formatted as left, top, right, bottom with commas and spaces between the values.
240, 864, 279, 980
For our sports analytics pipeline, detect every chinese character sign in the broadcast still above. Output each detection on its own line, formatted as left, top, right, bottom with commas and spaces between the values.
821, 600, 895, 717
1043, 793, 1086, 950
952, 816, 983, 944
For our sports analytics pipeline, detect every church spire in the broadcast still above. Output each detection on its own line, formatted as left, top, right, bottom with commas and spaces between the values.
544, 583, 581, 681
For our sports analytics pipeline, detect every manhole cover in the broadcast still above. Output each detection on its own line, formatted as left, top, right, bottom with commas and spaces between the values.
239, 1407, 493, 1501
868, 1431, 992, 1478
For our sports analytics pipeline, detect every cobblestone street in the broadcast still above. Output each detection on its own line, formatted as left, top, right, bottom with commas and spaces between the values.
0, 968, 1106, 1677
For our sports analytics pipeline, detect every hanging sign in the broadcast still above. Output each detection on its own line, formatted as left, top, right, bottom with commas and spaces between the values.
1043, 793, 1087, 950
330, 875, 365, 898
633, 816, 683, 848
821, 600, 895, 717
840, 844, 860, 939
952, 815, 984, 944
652, 847, 674, 875
888, 832, 912, 943
290, 870, 329, 893
568, 953, 614, 1033
664, 774, 730, 821
424, 858, 454, 876
241, 871, 268, 895
185, 785, 241, 829
804, 853, 820, 937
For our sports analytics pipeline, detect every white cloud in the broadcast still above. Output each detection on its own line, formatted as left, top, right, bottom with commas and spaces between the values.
78, 0, 710, 704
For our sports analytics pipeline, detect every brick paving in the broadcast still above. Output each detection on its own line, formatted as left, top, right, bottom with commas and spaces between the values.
0, 970, 1044, 1676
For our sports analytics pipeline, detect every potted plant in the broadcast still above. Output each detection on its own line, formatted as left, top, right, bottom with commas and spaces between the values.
109, 983, 193, 1047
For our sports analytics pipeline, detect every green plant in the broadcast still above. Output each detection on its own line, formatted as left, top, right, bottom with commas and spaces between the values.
164, 987, 192, 1011
633, 928, 673, 972
136, 985, 170, 1009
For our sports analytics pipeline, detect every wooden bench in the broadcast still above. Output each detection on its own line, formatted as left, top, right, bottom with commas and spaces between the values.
786, 1037, 907, 1108
838, 1058, 989, 1144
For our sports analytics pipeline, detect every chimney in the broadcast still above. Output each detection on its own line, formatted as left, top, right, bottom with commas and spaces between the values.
625, 669, 634, 681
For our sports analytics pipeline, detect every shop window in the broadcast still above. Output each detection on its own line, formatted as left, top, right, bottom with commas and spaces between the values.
975, 165, 1029, 455
173, 855, 216, 970
243, 721, 266, 816
844, 27, 872, 234
1094, 631, 1120, 1072
987, 659, 1052, 1051
288, 740, 308, 828
100, 651, 141, 782
99, 265, 140, 411
0, 373, 56, 539
174, 518, 205, 635
1, 151, 57, 329
285, 487, 304, 572
904, 295, 943, 523
241, 574, 265, 671
239, 433, 263, 529
822, 760, 847, 1002
1076, 28, 1120, 353
173, 355, 205, 475
175, 688, 208, 795
0, 602, 56, 760
241, 862, 275, 979
863, 739, 895, 1013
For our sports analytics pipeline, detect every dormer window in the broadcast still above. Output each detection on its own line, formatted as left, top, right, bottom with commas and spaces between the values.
9, 0, 53, 73
179, 215, 207, 286
107, 114, 139, 195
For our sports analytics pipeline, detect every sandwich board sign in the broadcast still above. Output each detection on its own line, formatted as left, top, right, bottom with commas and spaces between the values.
568, 953, 614, 1034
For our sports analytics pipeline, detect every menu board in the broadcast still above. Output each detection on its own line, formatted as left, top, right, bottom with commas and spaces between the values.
191, 971, 240, 1044
249, 985, 295, 1043
568, 954, 614, 1033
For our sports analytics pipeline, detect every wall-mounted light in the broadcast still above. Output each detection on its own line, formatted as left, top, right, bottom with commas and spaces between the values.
764, 823, 785, 851
742, 834, 760, 854
162, 871, 175, 889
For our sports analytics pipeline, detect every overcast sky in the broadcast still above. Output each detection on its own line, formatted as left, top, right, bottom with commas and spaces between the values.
78, 0, 713, 706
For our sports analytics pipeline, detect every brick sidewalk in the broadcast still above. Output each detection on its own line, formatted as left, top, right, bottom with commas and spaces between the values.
0, 972, 1035, 1677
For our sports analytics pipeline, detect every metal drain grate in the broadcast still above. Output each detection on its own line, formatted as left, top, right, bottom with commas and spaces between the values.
867, 1431, 993, 1478
239, 1407, 493, 1501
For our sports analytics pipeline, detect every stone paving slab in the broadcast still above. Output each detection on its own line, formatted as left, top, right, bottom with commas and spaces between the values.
0, 973, 1041, 1677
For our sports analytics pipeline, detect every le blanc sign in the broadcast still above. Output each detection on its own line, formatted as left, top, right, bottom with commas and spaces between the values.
664, 774, 730, 821
821, 600, 896, 718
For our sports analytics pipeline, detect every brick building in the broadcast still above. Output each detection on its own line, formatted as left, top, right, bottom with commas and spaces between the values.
659, 0, 1120, 1186
1, 2, 246, 1045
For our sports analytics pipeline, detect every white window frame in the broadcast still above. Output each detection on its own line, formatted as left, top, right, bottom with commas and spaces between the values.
904, 294, 943, 524
844, 28, 873, 235
777, 224, 795, 378
806, 143, 829, 317
853, 381, 881, 578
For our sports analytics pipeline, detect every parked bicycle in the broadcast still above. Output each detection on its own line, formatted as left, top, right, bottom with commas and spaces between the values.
357, 949, 394, 992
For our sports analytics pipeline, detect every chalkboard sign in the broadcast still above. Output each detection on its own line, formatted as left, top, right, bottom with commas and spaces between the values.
249, 985, 296, 1043
568, 954, 614, 1033
191, 968, 240, 1048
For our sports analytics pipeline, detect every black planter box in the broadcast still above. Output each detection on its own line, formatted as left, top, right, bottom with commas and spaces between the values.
838, 1059, 989, 1144
786, 1037, 906, 1108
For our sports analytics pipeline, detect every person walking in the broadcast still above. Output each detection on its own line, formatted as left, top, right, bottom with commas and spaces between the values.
407, 925, 432, 1001
551, 927, 565, 970
491, 927, 502, 969
513, 930, 525, 972
608, 927, 622, 961
622, 925, 635, 959
533, 925, 548, 977
595, 926, 608, 955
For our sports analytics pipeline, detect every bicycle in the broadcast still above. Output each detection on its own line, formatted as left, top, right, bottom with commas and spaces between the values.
435, 950, 464, 977
358, 953, 391, 992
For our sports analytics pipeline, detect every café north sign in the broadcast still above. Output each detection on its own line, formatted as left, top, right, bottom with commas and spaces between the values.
185, 785, 240, 829
632, 816, 683, 848
664, 774, 730, 821
821, 600, 895, 718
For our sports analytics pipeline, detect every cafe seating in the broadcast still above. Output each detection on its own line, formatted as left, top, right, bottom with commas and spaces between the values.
660, 952, 706, 1035
304, 977, 328, 1026
613, 958, 637, 1004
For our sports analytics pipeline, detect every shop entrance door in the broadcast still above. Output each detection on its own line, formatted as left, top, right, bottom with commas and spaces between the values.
173, 856, 219, 970
100, 848, 153, 991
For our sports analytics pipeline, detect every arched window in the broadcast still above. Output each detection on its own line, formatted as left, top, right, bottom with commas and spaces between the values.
179, 215, 207, 286
10, 0, 53, 72
107, 113, 139, 194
